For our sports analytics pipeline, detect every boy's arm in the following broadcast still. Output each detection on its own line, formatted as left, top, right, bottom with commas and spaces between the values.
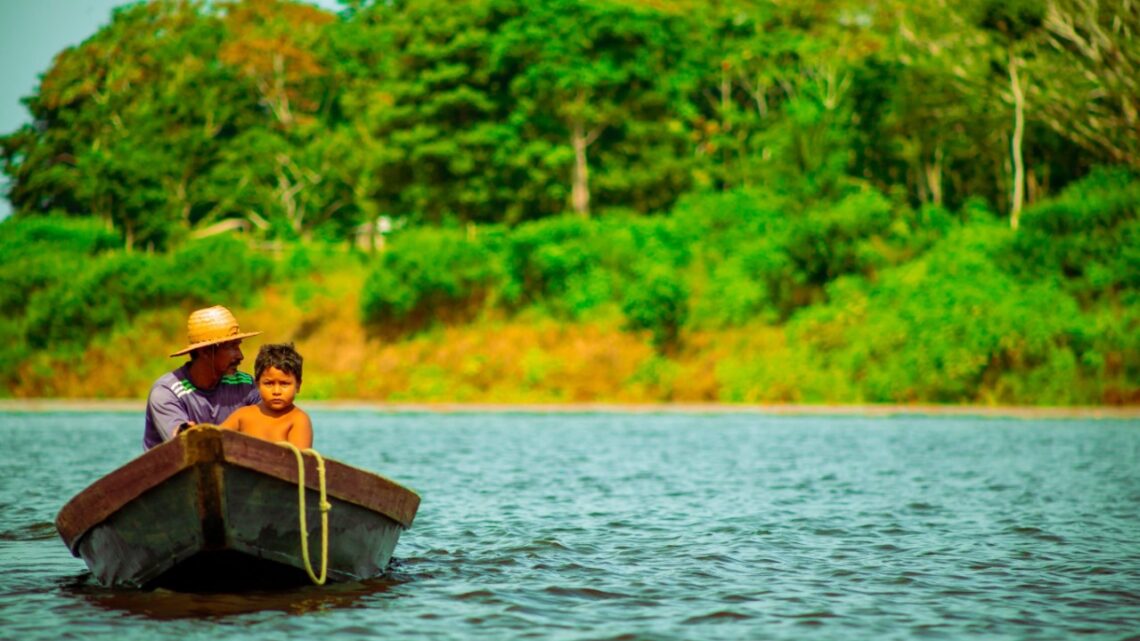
286, 408, 313, 449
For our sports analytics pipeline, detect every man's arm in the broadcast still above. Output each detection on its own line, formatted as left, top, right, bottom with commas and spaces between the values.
145, 384, 194, 446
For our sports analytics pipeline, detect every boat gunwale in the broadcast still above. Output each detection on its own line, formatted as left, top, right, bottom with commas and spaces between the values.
55, 426, 420, 554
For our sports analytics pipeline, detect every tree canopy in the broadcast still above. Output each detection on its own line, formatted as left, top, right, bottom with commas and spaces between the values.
4, 0, 1137, 248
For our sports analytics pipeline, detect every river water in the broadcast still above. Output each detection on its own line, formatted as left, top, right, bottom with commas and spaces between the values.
0, 411, 1137, 640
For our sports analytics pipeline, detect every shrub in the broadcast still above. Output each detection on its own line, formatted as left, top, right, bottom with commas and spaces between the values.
24, 253, 150, 350
165, 235, 275, 307
21, 235, 274, 351
622, 266, 690, 353
783, 188, 896, 287
499, 214, 688, 320
0, 215, 119, 259
0, 216, 119, 317
1011, 166, 1140, 304
361, 227, 503, 330
788, 223, 1086, 403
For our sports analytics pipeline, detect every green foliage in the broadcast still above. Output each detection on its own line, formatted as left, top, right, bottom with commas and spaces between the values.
0, 216, 120, 386
3, 0, 1130, 240
0, 215, 120, 257
19, 235, 273, 351
0, 216, 119, 317
163, 236, 276, 307
787, 224, 1086, 403
499, 213, 688, 320
684, 187, 909, 325
1, 0, 1138, 403
1010, 167, 1140, 303
360, 227, 503, 329
784, 188, 897, 287
621, 267, 689, 353
493, 0, 696, 216
25, 253, 150, 350
678, 190, 788, 327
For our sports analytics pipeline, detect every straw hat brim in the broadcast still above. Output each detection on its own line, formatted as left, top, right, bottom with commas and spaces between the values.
169, 331, 262, 358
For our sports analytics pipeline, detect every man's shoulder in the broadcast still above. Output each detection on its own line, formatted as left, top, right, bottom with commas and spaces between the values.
150, 366, 195, 400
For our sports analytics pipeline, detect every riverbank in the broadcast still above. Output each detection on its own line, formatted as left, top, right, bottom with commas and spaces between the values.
2, 399, 1137, 419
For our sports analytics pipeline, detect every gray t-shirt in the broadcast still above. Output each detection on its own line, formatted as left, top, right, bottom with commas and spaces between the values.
143, 364, 260, 449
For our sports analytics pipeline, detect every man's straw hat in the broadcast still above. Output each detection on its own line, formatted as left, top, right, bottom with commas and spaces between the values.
170, 305, 261, 357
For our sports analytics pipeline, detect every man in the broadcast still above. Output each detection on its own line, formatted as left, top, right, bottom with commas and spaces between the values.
143, 305, 262, 450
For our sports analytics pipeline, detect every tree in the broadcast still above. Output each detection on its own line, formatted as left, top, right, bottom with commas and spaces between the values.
683, 0, 890, 198
209, 0, 344, 239
493, 0, 695, 217
896, 0, 1049, 228
976, 0, 1047, 229
344, 0, 521, 225
0, 1, 248, 249
218, 0, 334, 130
1034, 0, 1140, 170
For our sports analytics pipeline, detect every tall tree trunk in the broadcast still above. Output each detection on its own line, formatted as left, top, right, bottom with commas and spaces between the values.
924, 144, 944, 206
569, 88, 604, 217
1009, 54, 1026, 230
571, 121, 590, 217
721, 60, 731, 189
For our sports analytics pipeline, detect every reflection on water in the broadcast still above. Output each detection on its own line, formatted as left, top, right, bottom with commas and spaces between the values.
63, 571, 405, 620
2, 411, 1139, 640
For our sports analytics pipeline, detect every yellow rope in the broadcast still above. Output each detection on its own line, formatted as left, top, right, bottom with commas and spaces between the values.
280, 442, 331, 585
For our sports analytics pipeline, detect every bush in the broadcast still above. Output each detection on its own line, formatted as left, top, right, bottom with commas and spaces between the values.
786, 223, 1086, 403
164, 235, 275, 306
500, 214, 688, 320
1011, 166, 1140, 304
680, 189, 794, 326
361, 227, 503, 329
691, 237, 792, 327
21, 235, 274, 351
783, 188, 897, 287
25, 253, 150, 349
0, 215, 119, 258
622, 266, 690, 352
685, 186, 912, 325
0, 216, 119, 317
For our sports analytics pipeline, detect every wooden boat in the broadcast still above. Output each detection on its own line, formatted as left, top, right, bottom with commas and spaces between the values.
56, 425, 420, 590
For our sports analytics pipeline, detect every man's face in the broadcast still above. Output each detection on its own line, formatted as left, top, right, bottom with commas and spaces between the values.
212, 340, 244, 375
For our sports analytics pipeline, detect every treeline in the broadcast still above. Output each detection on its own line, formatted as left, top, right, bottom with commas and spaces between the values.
3, 167, 1137, 403
360, 168, 1139, 404
2, 0, 1138, 247
2, 0, 1138, 403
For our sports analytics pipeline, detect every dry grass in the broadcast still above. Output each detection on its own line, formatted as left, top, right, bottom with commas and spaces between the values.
9, 265, 796, 402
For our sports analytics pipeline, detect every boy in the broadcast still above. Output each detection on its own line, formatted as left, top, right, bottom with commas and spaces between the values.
221, 343, 313, 448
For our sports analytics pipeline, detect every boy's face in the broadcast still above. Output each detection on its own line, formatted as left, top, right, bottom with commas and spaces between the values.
258, 366, 299, 412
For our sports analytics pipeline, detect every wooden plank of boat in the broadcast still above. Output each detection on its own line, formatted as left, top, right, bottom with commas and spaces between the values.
55, 425, 420, 590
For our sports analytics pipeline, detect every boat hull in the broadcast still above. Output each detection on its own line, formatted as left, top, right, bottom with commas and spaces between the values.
57, 426, 419, 590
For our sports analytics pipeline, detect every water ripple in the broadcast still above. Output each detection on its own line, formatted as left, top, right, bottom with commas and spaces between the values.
2, 412, 1140, 640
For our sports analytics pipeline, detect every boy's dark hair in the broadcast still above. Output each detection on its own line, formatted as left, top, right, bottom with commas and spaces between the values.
255, 342, 303, 383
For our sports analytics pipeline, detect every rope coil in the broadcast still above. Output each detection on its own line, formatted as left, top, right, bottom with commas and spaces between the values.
280, 442, 331, 585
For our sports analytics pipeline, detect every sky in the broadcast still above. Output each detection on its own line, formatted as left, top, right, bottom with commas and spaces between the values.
0, 0, 340, 219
